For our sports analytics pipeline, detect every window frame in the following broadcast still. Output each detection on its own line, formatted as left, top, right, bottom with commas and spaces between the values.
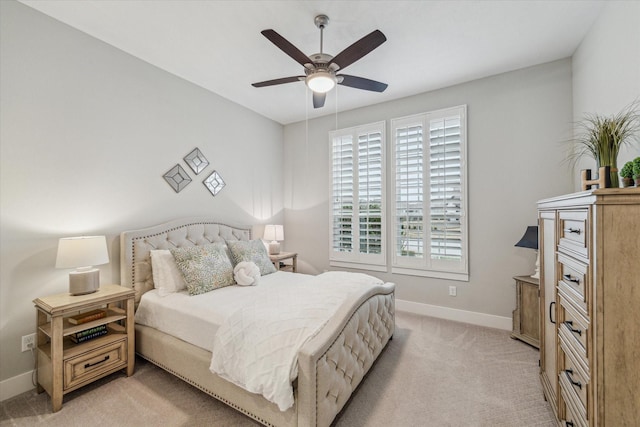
329, 121, 386, 271
390, 105, 469, 281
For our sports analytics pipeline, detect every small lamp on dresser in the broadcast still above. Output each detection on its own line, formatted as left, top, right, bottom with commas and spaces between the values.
263, 225, 284, 255
55, 235, 109, 295
514, 225, 539, 279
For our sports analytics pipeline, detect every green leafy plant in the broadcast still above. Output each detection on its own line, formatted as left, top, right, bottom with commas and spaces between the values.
633, 157, 640, 179
570, 101, 640, 188
620, 161, 634, 179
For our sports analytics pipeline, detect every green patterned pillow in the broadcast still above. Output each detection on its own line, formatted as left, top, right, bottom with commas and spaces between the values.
170, 243, 234, 296
226, 240, 277, 276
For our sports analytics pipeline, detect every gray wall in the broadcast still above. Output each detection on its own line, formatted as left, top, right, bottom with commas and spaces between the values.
0, 1, 283, 383
571, 0, 640, 189
283, 59, 575, 318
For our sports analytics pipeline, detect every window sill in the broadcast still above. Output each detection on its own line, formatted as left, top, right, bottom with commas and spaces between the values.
391, 266, 469, 282
329, 260, 387, 272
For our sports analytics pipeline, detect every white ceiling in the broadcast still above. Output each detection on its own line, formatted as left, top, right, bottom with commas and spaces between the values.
19, 0, 604, 125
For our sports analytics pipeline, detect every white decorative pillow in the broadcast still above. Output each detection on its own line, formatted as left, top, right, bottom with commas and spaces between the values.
170, 243, 234, 296
150, 250, 187, 297
227, 240, 277, 276
233, 261, 261, 286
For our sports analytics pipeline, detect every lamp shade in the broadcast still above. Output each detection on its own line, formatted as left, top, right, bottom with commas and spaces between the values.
263, 225, 284, 242
514, 226, 538, 250
56, 236, 109, 269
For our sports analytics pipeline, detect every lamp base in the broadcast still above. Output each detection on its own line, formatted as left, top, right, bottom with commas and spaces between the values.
268, 241, 281, 255
530, 251, 541, 279
69, 268, 100, 295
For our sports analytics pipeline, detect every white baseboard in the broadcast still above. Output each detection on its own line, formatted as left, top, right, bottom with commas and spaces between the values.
396, 299, 512, 331
0, 369, 35, 402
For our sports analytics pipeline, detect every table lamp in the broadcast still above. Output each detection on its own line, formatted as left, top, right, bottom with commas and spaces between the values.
56, 236, 109, 295
514, 225, 539, 279
263, 225, 284, 255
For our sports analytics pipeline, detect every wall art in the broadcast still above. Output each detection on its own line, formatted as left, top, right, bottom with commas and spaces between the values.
184, 147, 209, 175
163, 164, 192, 193
203, 170, 226, 196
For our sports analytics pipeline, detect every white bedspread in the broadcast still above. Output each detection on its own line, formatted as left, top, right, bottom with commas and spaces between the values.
209, 271, 383, 411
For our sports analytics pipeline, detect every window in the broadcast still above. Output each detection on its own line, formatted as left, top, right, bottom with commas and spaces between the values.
330, 122, 386, 270
391, 106, 468, 280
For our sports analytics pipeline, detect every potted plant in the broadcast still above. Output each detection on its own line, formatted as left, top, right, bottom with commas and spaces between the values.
571, 102, 640, 188
620, 160, 635, 187
634, 157, 640, 187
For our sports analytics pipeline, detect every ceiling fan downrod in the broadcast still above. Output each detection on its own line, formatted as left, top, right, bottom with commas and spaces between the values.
314, 15, 329, 55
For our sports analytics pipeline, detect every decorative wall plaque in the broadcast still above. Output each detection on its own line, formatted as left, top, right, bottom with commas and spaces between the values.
184, 147, 209, 175
163, 164, 192, 193
203, 170, 226, 196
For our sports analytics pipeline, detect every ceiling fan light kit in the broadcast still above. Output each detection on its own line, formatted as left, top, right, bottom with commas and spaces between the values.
252, 14, 388, 108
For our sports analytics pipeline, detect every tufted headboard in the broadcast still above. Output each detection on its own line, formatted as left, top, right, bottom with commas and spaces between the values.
120, 217, 251, 304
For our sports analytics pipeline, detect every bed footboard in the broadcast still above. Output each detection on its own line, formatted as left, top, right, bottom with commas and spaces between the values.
297, 286, 395, 427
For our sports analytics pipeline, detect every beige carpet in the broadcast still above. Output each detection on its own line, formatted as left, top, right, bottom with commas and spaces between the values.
1, 311, 555, 426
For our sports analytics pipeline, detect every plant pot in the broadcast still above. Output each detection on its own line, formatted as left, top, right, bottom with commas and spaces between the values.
635, 177, 640, 187
622, 177, 635, 187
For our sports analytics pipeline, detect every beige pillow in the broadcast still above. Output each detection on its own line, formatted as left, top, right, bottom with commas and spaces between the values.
150, 250, 187, 296
226, 240, 276, 276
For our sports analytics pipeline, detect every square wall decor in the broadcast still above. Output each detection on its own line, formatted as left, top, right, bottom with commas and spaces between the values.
203, 170, 225, 196
163, 164, 192, 193
184, 147, 209, 175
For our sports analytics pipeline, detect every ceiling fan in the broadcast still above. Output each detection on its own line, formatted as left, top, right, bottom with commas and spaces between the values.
252, 15, 388, 109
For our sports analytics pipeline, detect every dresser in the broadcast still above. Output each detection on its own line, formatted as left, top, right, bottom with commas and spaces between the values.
537, 188, 640, 426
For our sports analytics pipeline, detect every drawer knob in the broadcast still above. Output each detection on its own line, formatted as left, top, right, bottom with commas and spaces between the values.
565, 369, 582, 389
566, 422, 574, 427
85, 355, 110, 369
564, 320, 582, 336
563, 274, 580, 284
565, 228, 582, 235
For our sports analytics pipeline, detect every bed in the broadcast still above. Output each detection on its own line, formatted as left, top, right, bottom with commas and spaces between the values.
120, 217, 395, 427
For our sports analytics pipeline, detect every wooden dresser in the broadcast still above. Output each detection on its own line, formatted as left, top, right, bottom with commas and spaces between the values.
537, 188, 640, 426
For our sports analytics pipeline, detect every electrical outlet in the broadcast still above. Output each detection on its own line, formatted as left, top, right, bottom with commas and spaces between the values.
21, 333, 36, 352
449, 286, 457, 297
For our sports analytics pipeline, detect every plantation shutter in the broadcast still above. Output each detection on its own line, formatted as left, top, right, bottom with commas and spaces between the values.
330, 122, 386, 269
391, 106, 468, 280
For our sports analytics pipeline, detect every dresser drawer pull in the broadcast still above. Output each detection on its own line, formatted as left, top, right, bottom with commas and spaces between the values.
565, 422, 574, 427
565, 228, 582, 235
84, 355, 110, 369
563, 274, 580, 284
563, 320, 582, 336
549, 301, 556, 324
564, 369, 582, 389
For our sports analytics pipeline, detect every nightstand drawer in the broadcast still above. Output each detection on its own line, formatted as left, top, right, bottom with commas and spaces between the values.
64, 337, 127, 390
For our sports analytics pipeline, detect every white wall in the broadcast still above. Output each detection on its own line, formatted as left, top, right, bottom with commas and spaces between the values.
572, 1, 640, 190
0, 0, 283, 388
284, 59, 574, 320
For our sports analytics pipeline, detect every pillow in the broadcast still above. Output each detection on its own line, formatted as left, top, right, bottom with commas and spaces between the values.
149, 250, 187, 296
170, 243, 234, 296
226, 240, 277, 276
233, 261, 261, 286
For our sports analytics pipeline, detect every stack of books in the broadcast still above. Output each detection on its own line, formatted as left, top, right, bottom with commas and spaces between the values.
70, 325, 108, 343
68, 309, 109, 343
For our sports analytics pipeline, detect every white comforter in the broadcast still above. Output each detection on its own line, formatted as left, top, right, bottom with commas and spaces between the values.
209, 271, 383, 411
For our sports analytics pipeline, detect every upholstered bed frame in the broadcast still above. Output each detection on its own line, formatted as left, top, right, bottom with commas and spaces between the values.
120, 217, 395, 427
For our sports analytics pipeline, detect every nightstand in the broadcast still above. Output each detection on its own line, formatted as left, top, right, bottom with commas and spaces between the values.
269, 252, 297, 272
511, 275, 540, 348
33, 284, 135, 412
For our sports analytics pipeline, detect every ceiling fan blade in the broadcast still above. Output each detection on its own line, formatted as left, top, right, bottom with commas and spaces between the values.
329, 30, 387, 71
252, 76, 304, 87
261, 29, 312, 68
338, 74, 388, 92
313, 92, 326, 108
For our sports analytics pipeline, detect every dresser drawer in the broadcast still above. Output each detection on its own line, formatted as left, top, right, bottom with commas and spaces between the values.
561, 385, 588, 427
558, 210, 589, 259
559, 291, 589, 364
64, 337, 127, 390
559, 343, 589, 417
558, 253, 588, 313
